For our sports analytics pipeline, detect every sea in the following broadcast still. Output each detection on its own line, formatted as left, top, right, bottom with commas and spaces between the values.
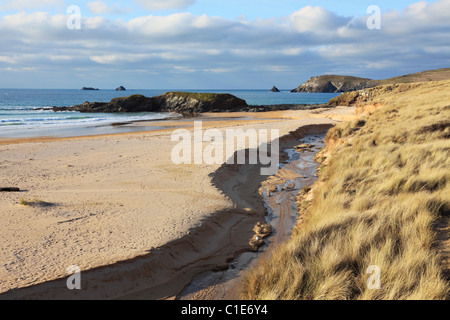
0, 89, 340, 138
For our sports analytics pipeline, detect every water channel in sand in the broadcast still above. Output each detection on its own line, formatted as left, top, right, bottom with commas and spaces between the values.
177, 133, 326, 300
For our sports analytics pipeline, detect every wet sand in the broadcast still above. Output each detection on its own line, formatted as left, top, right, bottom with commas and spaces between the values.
0, 107, 356, 299
177, 129, 329, 300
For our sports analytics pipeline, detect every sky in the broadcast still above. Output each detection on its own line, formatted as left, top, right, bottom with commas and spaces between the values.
0, 0, 449, 89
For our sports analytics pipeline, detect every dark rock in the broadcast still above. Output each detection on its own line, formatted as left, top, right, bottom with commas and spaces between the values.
249, 235, 265, 251
81, 87, 99, 91
153, 92, 248, 113
253, 222, 272, 238
212, 264, 230, 272
54, 92, 249, 114
270, 86, 280, 92
0, 187, 20, 192
115, 86, 126, 91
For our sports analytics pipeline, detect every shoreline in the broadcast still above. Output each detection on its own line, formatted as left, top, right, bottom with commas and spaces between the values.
0, 112, 285, 145
0, 98, 332, 141
0, 108, 356, 299
0, 107, 352, 146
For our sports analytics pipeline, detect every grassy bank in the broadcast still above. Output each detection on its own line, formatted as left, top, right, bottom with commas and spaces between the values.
242, 80, 450, 300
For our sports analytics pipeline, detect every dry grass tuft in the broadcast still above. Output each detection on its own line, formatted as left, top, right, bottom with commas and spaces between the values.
19, 198, 54, 208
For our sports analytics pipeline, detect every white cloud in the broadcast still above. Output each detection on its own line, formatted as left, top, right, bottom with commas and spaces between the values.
289, 6, 349, 34
88, 1, 111, 14
366, 60, 400, 69
280, 48, 304, 56
49, 55, 73, 61
0, 0, 449, 88
0, 56, 16, 64
403, 1, 428, 15
265, 66, 291, 72
202, 68, 230, 73
90, 52, 190, 64
0, 0, 64, 11
173, 65, 196, 72
90, 54, 150, 64
87, 1, 131, 15
134, 0, 195, 11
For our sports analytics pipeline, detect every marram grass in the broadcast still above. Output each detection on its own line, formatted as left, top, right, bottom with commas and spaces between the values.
242, 81, 450, 300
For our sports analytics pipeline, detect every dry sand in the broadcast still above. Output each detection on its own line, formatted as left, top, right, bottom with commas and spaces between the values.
0, 106, 355, 299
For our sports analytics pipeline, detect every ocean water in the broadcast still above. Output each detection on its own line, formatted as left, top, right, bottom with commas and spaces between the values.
0, 89, 339, 138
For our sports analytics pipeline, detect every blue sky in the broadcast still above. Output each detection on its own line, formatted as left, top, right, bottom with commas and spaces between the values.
0, 0, 422, 19
156, 0, 424, 19
0, 0, 449, 89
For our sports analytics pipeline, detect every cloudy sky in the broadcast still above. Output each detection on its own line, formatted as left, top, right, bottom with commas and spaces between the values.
0, 0, 449, 89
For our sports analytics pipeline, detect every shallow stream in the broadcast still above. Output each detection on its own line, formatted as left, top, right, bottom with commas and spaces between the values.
177, 133, 326, 300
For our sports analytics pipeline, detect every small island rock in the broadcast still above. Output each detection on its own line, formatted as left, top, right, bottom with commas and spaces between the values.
270, 86, 280, 92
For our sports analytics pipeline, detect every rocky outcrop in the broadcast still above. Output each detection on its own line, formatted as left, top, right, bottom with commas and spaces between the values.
115, 86, 126, 91
291, 75, 380, 93
291, 68, 450, 93
60, 95, 159, 113
53, 92, 249, 114
81, 87, 99, 91
327, 91, 366, 107
270, 86, 280, 92
153, 92, 248, 113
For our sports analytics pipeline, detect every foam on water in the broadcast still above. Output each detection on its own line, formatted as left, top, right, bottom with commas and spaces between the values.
0, 89, 339, 137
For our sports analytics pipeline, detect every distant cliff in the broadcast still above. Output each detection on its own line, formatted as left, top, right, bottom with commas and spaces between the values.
53, 92, 249, 113
291, 68, 450, 93
291, 75, 379, 93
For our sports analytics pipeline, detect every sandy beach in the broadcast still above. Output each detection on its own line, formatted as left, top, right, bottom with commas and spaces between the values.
0, 106, 355, 299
